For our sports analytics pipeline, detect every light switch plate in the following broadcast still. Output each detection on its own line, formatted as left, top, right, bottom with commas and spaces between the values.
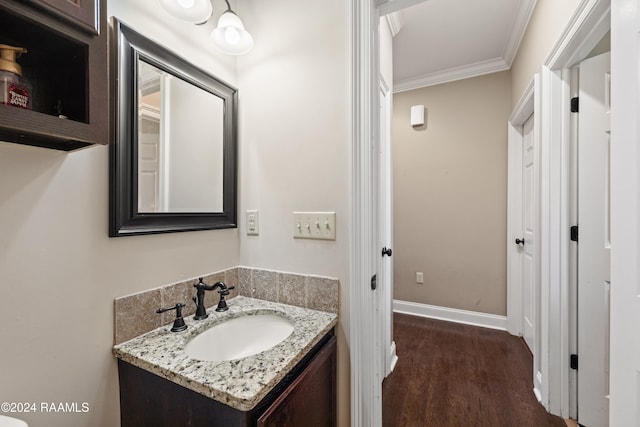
246, 210, 259, 235
293, 212, 336, 240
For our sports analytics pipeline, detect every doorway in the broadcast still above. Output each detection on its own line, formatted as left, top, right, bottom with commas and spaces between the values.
505, 0, 611, 419
353, 0, 634, 425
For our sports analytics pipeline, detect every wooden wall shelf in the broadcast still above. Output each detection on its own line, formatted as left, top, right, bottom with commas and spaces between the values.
0, 0, 107, 151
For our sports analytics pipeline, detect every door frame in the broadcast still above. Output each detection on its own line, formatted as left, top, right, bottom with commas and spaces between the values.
506, 0, 611, 419
350, 0, 383, 425
350, 1, 413, 425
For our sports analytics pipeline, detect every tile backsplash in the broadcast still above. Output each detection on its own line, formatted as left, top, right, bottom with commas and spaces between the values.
238, 267, 339, 314
114, 266, 339, 344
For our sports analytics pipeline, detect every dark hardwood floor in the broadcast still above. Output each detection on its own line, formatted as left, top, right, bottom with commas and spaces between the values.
382, 313, 567, 427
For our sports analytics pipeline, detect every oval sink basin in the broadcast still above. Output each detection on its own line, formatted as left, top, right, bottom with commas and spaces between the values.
184, 314, 294, 362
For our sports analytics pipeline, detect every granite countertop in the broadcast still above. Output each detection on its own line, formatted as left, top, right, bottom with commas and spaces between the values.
113, 296, 338, 411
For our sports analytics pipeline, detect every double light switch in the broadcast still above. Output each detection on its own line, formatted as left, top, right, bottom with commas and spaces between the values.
293, 212, 336, 240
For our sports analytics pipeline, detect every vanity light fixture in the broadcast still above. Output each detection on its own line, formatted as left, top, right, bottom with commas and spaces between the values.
158, 0, 253, 55
158, 0, 213, 24
210, 5, 254, 55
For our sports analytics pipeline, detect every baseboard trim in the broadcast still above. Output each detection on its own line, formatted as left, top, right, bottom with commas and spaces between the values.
388, 341, 398, 374
393, 300, 508, 331
533, 386, 542, 403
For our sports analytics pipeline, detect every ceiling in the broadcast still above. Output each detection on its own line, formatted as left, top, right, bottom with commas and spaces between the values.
389, 0, 536, 92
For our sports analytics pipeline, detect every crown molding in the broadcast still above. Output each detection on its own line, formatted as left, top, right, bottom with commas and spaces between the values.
393, 57, 509, 93
502, 0, 537, 66
378, 0, 430, 16
385, 11, 405, 37
392, 0, 536, 92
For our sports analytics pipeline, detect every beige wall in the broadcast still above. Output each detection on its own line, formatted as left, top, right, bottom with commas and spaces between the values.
511, 0, 581, 106
237, 1, 352, 425
393, 71, 511, 316
0, 3, 242, 427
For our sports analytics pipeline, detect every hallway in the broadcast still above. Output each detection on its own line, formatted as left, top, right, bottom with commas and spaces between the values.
382, 313, 567, 427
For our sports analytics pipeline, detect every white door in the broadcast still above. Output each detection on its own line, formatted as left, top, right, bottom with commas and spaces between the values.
379, 79, 397, 377
138, 112, 161, 212
577, 51, 611, 427
609, 1, 640, 424
521, 114, 536, 353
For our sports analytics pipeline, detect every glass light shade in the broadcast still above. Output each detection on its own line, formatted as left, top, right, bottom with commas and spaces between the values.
211, 11, 254, 55
158, 0, 213, 24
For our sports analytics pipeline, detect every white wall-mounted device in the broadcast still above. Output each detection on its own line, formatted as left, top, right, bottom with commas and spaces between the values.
411, 105, 425, 126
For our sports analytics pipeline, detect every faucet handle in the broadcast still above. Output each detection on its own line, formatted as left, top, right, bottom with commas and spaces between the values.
156, 303, 188, 332
218, 285, 235, 296
215, 285, 235, 312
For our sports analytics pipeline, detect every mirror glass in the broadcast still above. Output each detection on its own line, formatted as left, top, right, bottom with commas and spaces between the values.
137, 60, 224, 213
110, 19, 238, 237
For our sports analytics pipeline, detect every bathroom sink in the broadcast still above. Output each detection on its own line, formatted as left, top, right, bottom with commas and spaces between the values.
184, 314, 294, 362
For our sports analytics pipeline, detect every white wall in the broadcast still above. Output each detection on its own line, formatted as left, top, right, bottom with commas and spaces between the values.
238, 1, 351, 425
167, 76, 224, 212
0, 2, 239, 426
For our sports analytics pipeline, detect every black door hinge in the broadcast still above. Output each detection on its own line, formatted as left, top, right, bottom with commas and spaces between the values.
571, 97, 579, 113
371, 274, 377, 290
570, 354, 578, 370
570, 225, 578, 242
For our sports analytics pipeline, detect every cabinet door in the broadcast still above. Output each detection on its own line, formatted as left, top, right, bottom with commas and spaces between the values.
28, 0, 99, 34
258, 336, 336, 427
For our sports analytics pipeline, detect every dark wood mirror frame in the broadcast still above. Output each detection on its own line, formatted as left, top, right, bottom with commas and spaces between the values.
109, 19, 238, 237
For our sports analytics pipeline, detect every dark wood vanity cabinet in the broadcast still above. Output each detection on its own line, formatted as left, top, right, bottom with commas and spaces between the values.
0, 0, 107, 150
257, 333, 336, 427
117, 331, 337, 427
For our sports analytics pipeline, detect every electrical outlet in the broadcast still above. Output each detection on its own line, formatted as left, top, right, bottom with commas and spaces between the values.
416, 272, 424, 284
246, 210, 259, 235
293, 212, 336, 240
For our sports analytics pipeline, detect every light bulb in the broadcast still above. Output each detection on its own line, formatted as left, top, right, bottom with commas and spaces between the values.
158, 0, 212, 24
225, 27, 240, 45
211, 11, 253, 55
176, 0, 195, 8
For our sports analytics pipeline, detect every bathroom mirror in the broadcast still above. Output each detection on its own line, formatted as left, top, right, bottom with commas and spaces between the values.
110, 19, 237, 236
